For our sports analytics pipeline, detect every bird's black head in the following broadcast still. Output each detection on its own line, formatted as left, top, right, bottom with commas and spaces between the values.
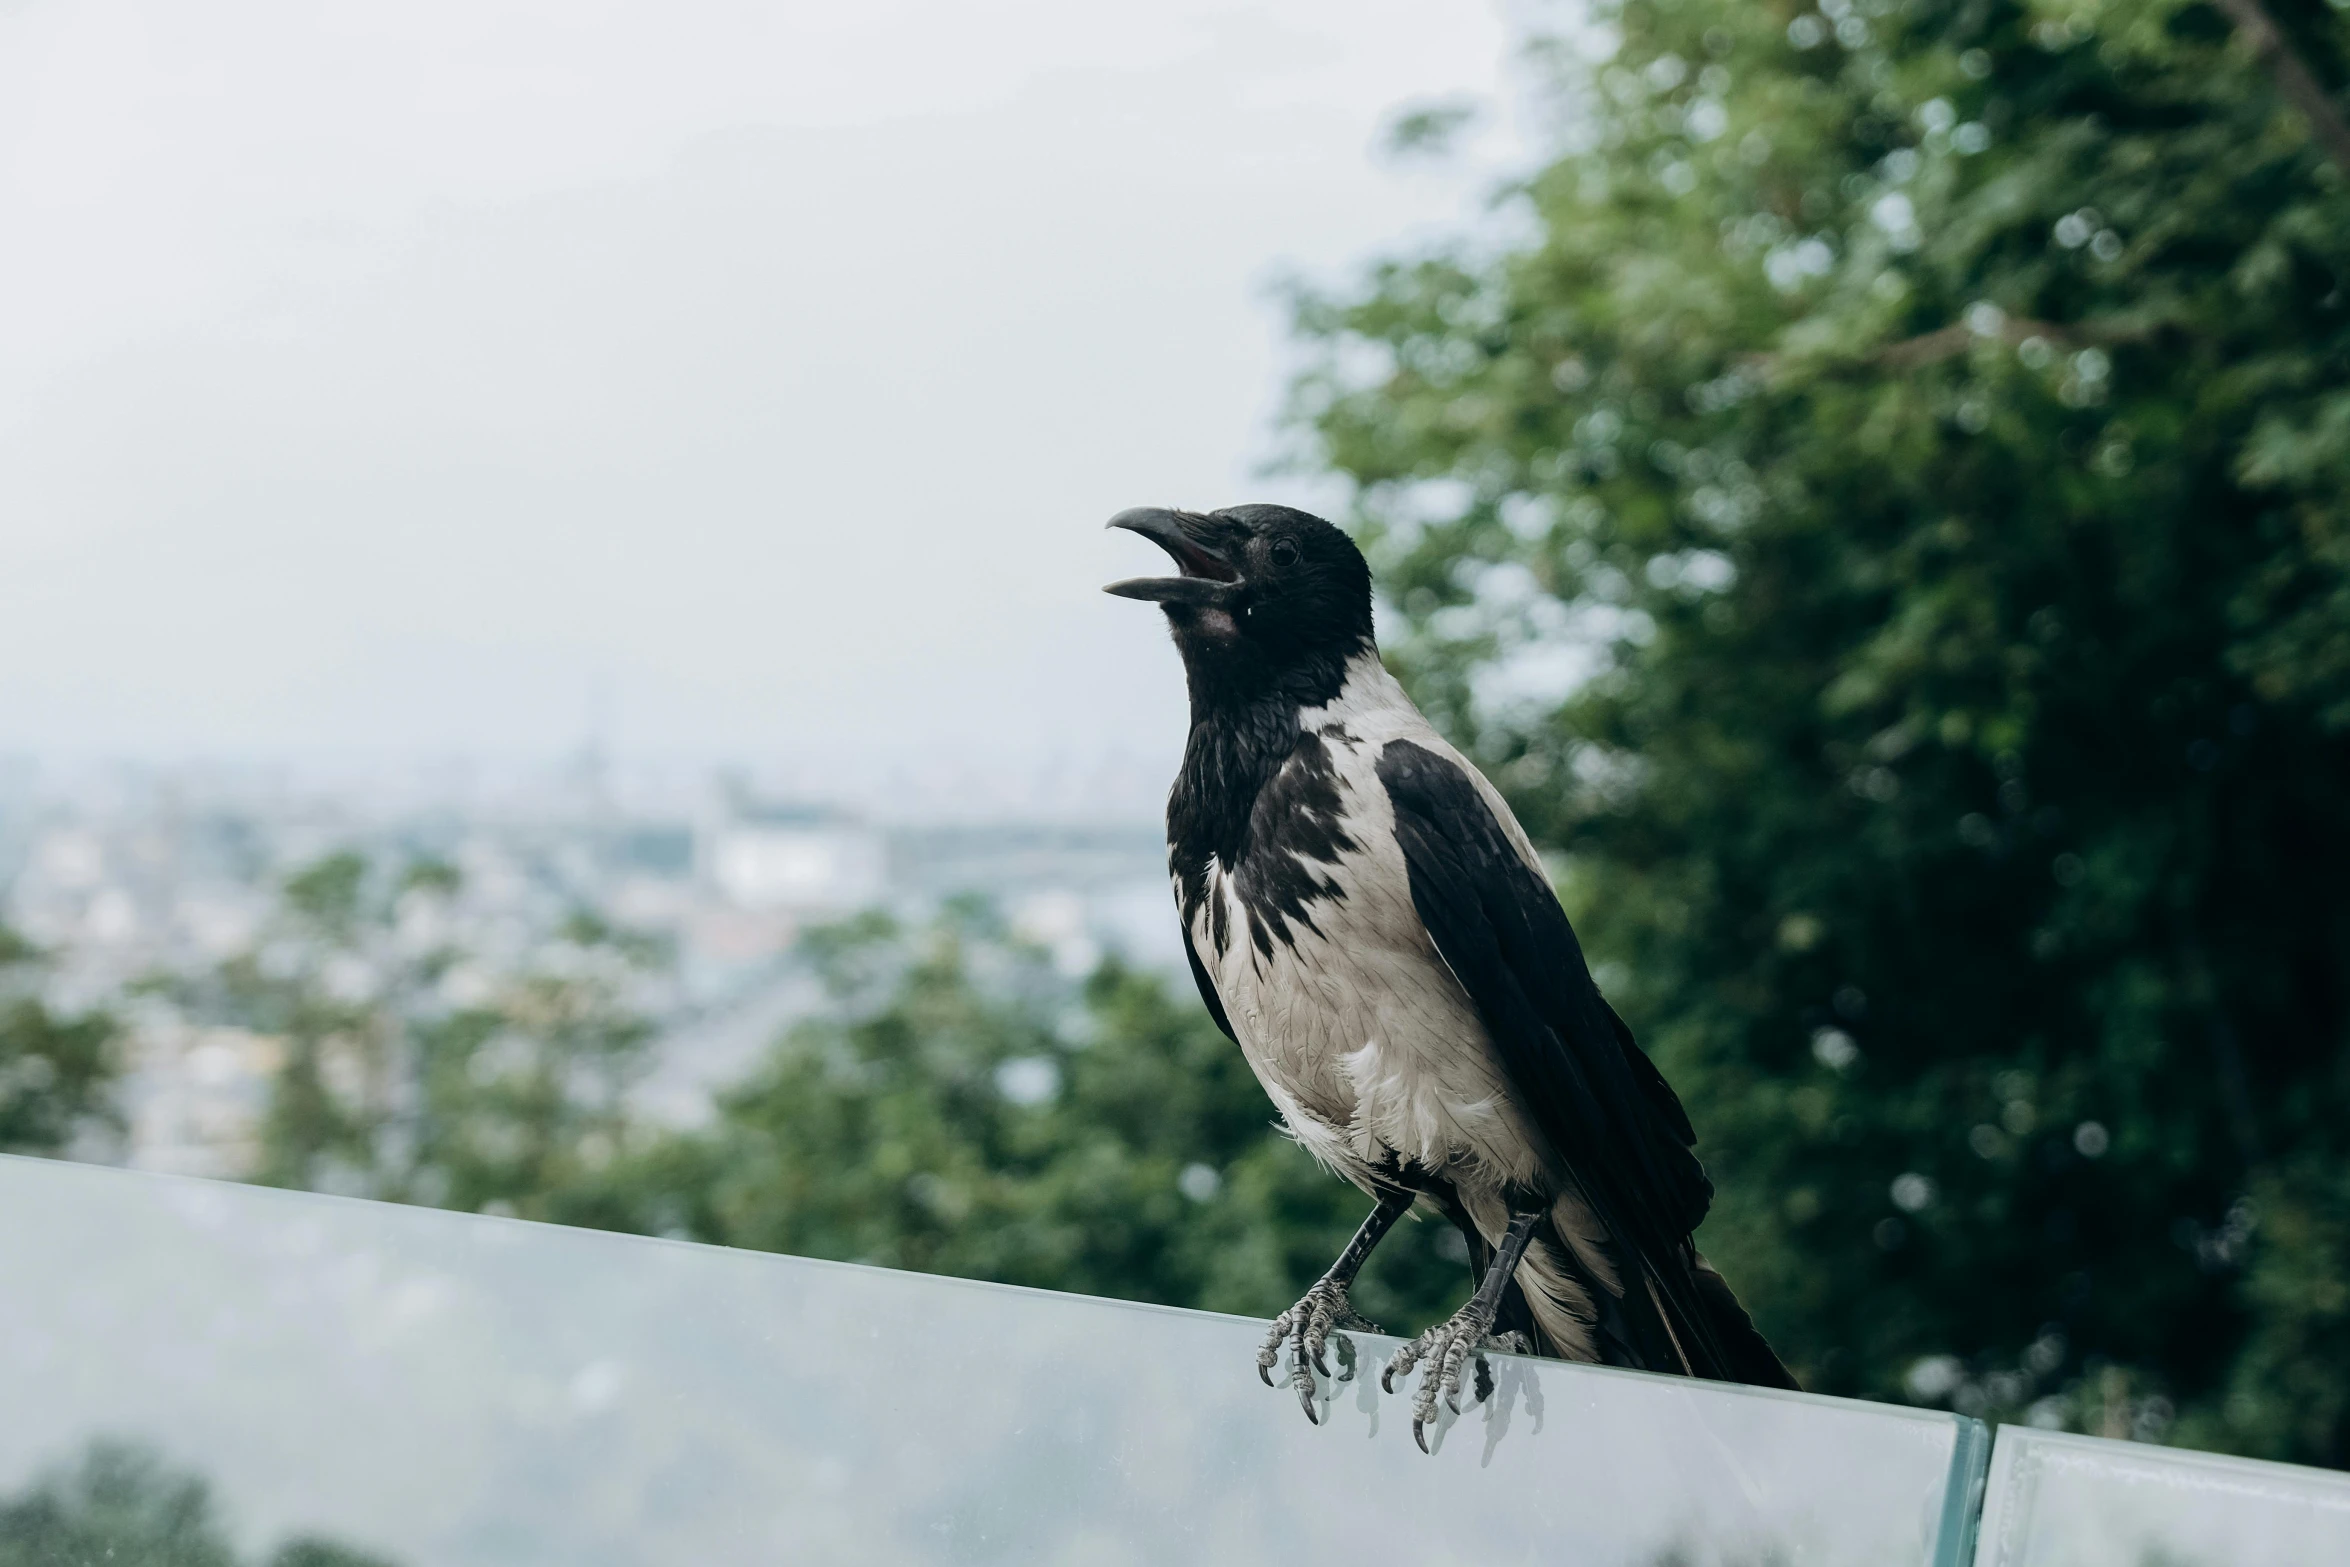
1104, 504, 1373, 702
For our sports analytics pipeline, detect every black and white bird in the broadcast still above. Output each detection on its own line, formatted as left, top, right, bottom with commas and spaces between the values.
1106, 503, 1796, 1449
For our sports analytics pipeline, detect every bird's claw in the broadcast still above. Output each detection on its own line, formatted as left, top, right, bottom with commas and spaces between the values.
1257, 1276, 1380, 1422
1383, 1309, 1531, 1453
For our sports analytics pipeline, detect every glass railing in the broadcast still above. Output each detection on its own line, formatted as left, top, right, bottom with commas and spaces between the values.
24, 1150, 2301, 1567
1973, 1425, 2350, 1567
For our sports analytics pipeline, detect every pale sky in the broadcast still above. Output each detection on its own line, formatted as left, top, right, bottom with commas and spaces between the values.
0, 0, 1521, 806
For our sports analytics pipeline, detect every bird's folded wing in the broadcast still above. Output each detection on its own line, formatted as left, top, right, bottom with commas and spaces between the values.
1375, 737, 1734, 1368
1184, 936, 1238, 1043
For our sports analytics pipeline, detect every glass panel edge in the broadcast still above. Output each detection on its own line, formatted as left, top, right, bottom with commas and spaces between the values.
1934, 1415, 1992, 1567
0, 1152, 2018, 1446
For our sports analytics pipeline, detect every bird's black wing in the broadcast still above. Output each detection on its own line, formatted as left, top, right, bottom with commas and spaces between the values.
1183, 934, 1238, 1043
1377, 737, 1777, 1384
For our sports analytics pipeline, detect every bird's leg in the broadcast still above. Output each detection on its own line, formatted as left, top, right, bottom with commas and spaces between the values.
1383, 1204, 1543, 1453
1257, 1188, 1412, 1423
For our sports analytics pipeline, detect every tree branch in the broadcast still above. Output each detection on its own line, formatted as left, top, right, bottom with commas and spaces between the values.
1876, 317, 2076, 370
1740, 314, 2157, 381
2212, 0, 2350, 177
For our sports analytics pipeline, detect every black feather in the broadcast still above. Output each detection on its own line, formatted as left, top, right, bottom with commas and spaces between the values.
1161, 511, 1371, 961
1184, 938, 1238, 1044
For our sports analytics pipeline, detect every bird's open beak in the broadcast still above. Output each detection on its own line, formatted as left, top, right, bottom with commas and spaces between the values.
1103, 508, 1242, 604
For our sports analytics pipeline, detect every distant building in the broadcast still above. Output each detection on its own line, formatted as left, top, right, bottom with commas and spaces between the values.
122, 1019, 282, 1179
705, 802, 886, 914
0, 762, 1183, 1161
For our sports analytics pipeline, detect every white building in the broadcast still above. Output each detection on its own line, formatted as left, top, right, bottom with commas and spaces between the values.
706, 804, 886, 914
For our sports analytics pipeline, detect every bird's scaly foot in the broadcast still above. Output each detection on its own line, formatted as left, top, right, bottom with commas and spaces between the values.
1381, 1303, 1532, 1453
1257, 1276, 1381, 1423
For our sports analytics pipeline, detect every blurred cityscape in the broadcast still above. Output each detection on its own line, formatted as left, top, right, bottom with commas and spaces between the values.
0, 751, 1180, 1181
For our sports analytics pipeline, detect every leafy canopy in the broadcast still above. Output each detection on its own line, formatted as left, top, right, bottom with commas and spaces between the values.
1287, 0, 2350, 1464
626, 901, 1474, 1331
0, 926, 118, 1158
179, 852, 658, 1222
0, 1441, 393, 1567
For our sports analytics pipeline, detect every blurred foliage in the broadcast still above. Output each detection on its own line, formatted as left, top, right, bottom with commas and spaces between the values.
194, 865, 1474, 1334
1282, 0, 2350, 1465
0, 1440, 394, 1567
618, 901, 1470, 1331
179, 852, 658, 1223
0, 925, 118, 1157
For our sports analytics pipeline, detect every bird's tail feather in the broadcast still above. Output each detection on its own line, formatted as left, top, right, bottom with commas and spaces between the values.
1458, 1193, 1792, 1387
1524, 1195, 1797, 1390
1446, 1189, 1602, 1363
1687, 1252, 1800, 1390
1511, 1233, 1601, 1362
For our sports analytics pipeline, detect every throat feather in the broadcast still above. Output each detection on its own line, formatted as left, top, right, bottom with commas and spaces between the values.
1171, 712, 1357, 960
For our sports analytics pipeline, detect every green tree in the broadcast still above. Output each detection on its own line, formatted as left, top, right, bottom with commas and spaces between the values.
187, 852, 658, 1224
0, 926, 119, 1156
200, 867, 1476, 1333
0, 1441, 396, 1567
1285, 0, 2350, 1462
633, 904, 1469, 1331
0, 1441, 237, 1567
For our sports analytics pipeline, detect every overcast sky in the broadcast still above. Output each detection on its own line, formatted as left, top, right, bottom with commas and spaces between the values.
0, 1, 1520, 807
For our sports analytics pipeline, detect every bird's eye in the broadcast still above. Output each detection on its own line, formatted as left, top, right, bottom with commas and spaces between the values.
1270, 538, 1302, 567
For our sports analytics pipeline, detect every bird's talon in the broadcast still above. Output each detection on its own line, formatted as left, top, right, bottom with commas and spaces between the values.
1390, 1299, 1507, 1453
1259, 1275, 1370, 1424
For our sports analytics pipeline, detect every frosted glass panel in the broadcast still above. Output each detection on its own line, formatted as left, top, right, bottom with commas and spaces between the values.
1974, 1427, 2350, 1567
0, 1154, 1985, 1566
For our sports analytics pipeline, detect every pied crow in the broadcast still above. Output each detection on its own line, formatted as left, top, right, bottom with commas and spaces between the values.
1106, 503, 1796, 1449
